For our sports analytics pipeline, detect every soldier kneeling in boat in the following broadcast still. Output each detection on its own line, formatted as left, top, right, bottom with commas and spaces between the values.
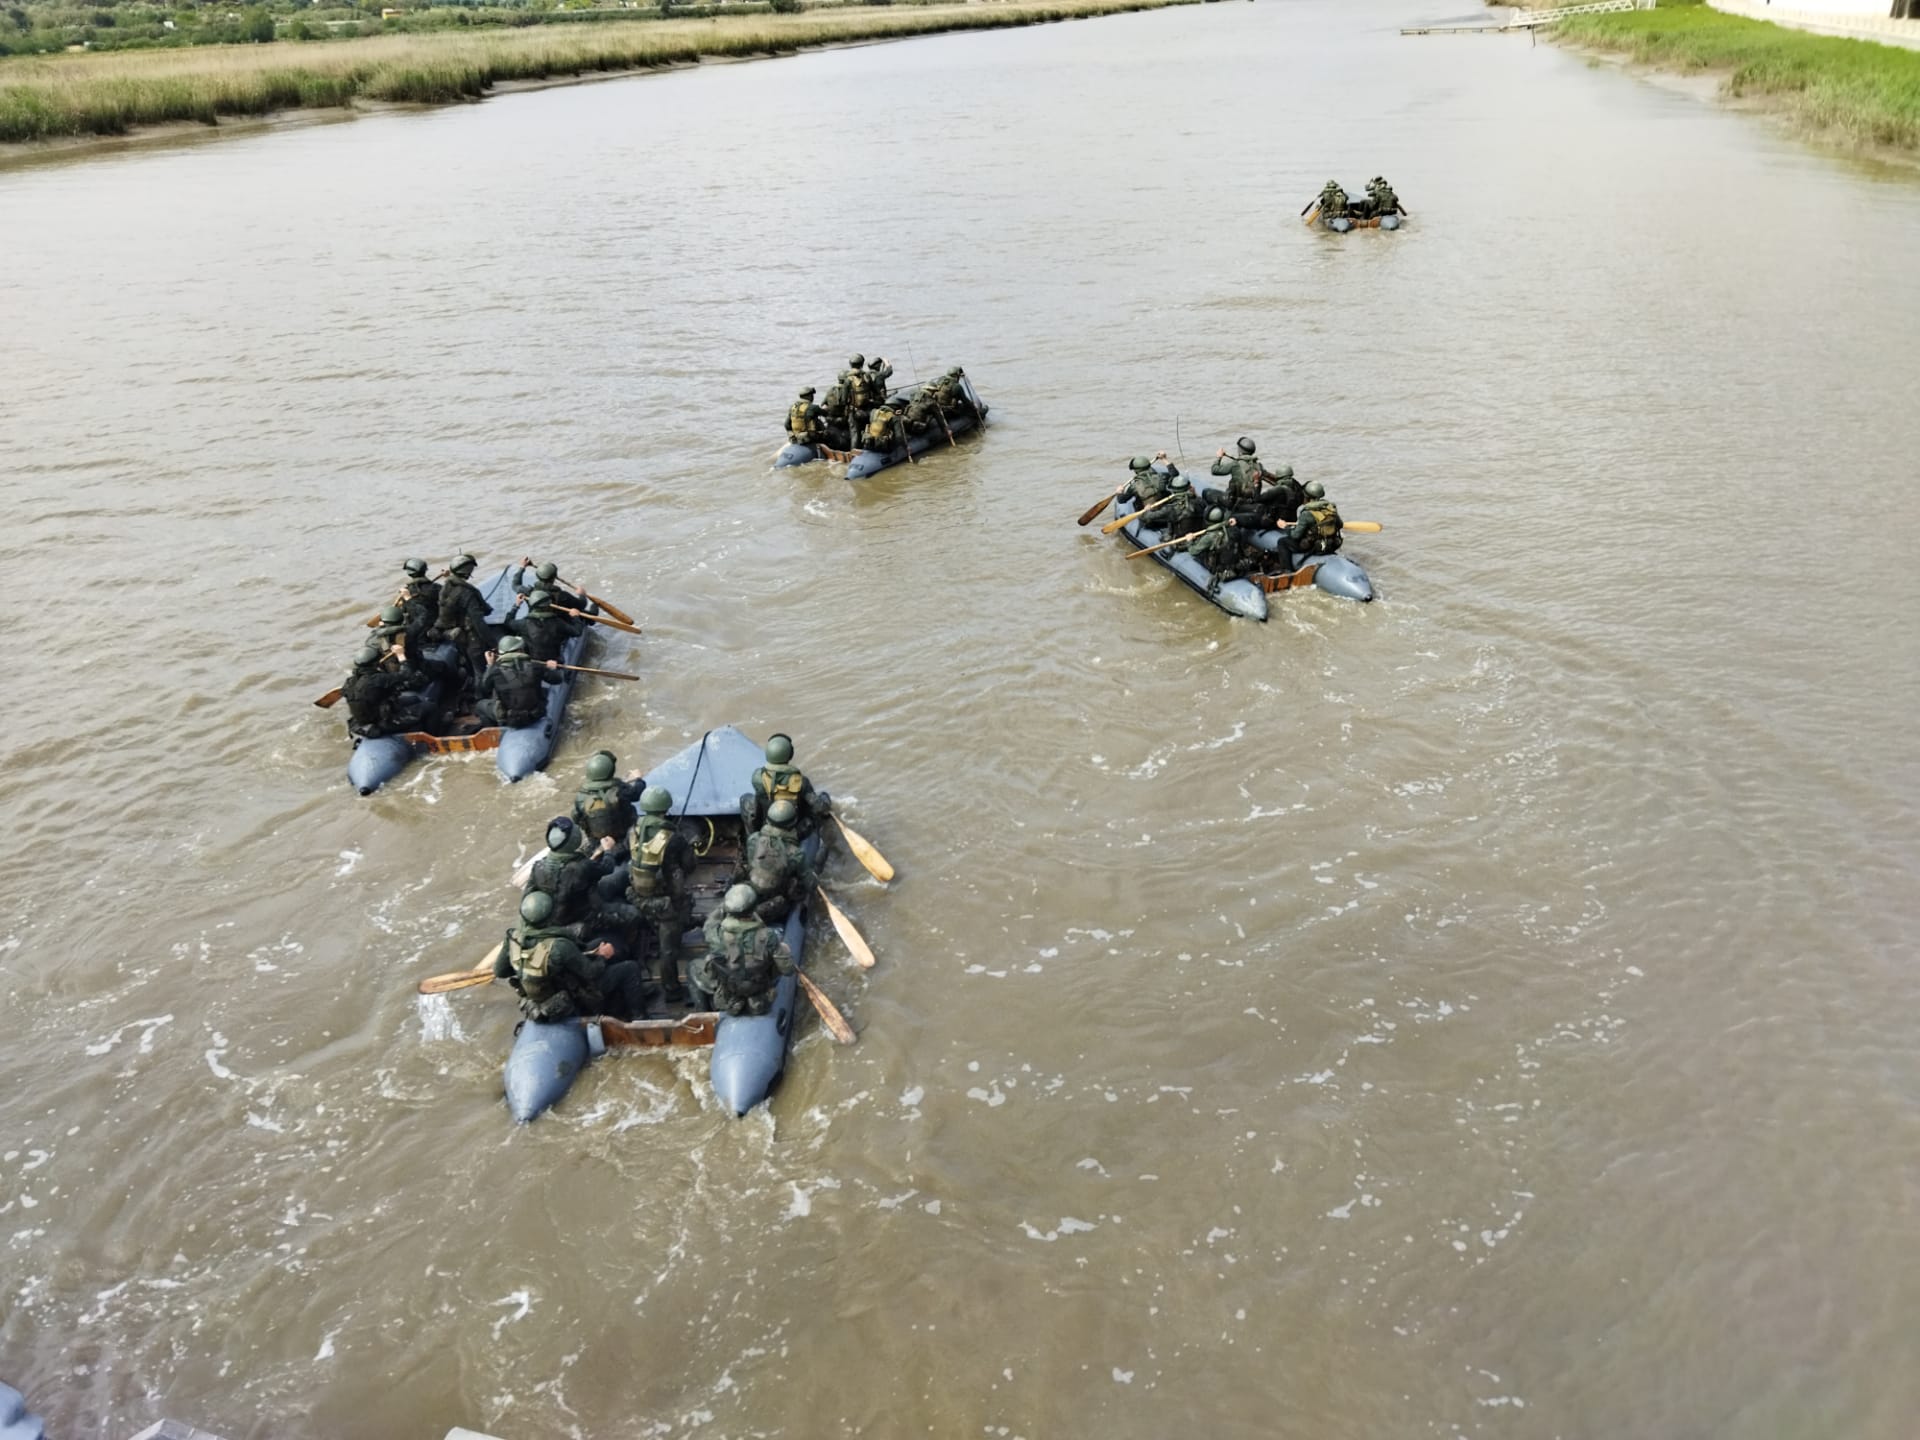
1152, 473, 1204, 540
495, 890, 644, 1023
691, 884, 795, 1017
1277, 481, 1344, 558
860, 402, 904, 453
477, 636, 564, 729
1316, 180, 1349, 221
627, 786, 694, 1005
342, 644, 431, 740
513, 589, 586, 664
737, 799, 816, 925
526, 815, 617, 931
787, 387, 823, 445
1366, 176, 1400, 216
574, 751, 645, 859
1124, 455, 1167, 508
931, 367, 973, 420
1254, 464, 1305, 527
741, 733, 832, 838
1187, 509, 1255, 596
902, 388, 944, 439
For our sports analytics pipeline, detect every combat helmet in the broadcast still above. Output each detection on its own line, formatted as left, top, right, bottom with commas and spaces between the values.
450, 553, 478, 576
766, 799, 799, 831
379, 605, 404, 626
764, 733, 795, 766
848, 353, 865, 370
799, 387, 816, 399
1236, 437, 1257, 456
1208, 508, 1225, 524
723, 883, 758, 917
1303, 481, 1326, 500
535, 562, 559, 584
640, 785, 673, 815
528, 589, 552, 610
519, 890, 555, 926
584, 751, 617, 782
403, 558, 428, 578
498, 635, 526, 655
545, 816, 580, 853
354, 645, 380, 668
1270, 465, 1295, 481
1168, 474, 1191, 492
1129, 456, 1152, 472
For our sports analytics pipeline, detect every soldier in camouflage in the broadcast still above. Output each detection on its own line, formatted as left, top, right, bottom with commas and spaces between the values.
1186, 508, 1253, 594
572, 751, 644, 852
787, 387, 823, 444
741, 733, 831, 838
524, 815, 615, 930
692, 884, 796, 1017
1278, 480, 1344, 557
626, 785, 694, 1004
512, 589, 586, 664
476, 636, 562, 729
737, 798, 817, 925
492, 890, 644, 1023
435, 553, 497, 684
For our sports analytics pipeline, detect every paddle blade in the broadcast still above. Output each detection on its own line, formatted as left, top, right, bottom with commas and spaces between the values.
798, 971, 856, 1044
816, 887, 876, 970
510, 854, 538, 888
314, 687, 343, 709
833, 815, 894, 884
1077, 491, 1118, 526
418, 970, 494, 995
582, 591, 634, 626
1343, 520, 1383, 534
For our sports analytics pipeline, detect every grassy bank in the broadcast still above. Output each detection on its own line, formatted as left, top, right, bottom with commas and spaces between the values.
0, 0, 1198, 144
1553, 0, 1920, 152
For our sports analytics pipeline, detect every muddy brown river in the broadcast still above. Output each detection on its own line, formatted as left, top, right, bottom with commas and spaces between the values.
3, 1, 1919, 1435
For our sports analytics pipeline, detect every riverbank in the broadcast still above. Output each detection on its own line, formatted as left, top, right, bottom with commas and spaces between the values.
1549, 0, 1920, 152
0, 0, 1197, 149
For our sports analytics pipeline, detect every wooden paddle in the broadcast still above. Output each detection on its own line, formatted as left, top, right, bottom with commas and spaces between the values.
556, 662, 640, 682
798, 971, 856, 1044
816, 886, 876, 969
1103, 494, 1173, 535
1127, 527, 1206, 559
510, 852, 540, 887
581, 592, 634, 626
1077, 487, 1123, 526
314, 686, 343, 709
1343, 520, 1383, 533
417, 945, 503, 995
897, 417, 916, 466
554, 605, 642, 637
832, 814, 894, 884
1303, 203, 1322, 228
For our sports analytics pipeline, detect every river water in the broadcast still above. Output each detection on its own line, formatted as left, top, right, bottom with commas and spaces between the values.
4, 1, 1918, 1435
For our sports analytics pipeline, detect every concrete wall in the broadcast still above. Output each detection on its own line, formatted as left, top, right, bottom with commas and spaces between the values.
1709, 0, 1920, 46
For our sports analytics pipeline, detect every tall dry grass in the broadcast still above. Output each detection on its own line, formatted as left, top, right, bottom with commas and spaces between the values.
0, 0, 1196, 143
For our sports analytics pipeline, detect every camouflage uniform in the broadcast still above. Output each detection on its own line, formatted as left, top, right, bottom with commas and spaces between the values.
1281, 500, 1344, 557
492, 924, 643, 1023
626, 813, 694, 1000
514, 596, 586, 663
526, 838, 612, 929
693, 910, 795, 1017
436, 572, 497, 679
476, 651, 560, 728
1154, 486, 1204, 542
343, 661, 423, 739
787, 394, 822, 444
1186, 518, 1251, 590
861, 404, 902, 453
573, 776, 644, 848
1124, 457, 1168, 507
738, 822, 816, 925
742, 762, 830, 837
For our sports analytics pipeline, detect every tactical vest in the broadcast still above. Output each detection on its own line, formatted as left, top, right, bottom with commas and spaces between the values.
493, 655, 546, 724
575, 782, 627, 841
746, 830, 798, 898
437, 578, 480, 635
788, 402, 812, 434
755, 765, 807, 809
510, 933, 566, 1009
713, 916, 773, 994
628, 822, 673, 898
865, 408, 896, 447
1300, 501, 1342, 552
846, 373, 874, 410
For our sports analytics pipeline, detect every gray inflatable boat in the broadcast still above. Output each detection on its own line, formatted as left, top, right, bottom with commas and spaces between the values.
1112, 474, 1373, 617
502, 727, 826, 1122
773, 372, 988, 479
346, 565, 592, 795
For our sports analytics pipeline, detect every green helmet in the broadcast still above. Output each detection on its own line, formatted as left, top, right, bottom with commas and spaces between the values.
1129, 456, 1152, 472
535, 562, 558, 584
498, 635, 526, 655
519, 890, 554, 926
584, 751, 616, 782
1303, 481, 1326, 500
870, 355, 886, 369
354, 645, 381, 668
724, 883, 758, 917
403, 558, 428, 578
640, 785, 673, 815
766, 799, 799, 830
451, 553, 478, 576
848, 353, 865, 369
764, 734, 794, 766
1169, 475, 1191, 492
1208, 508, 1225, 524
528, 589, 552, 610
379, 605, 404, 626
1271, 465, 1295, 482
1237, 437, 1257, 456
799, 387, 815, 399
545, 816, 579, 852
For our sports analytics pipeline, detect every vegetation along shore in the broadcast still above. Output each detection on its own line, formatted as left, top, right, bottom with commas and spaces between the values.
0, 0, 1200, 146
1549, 0, 1920, 154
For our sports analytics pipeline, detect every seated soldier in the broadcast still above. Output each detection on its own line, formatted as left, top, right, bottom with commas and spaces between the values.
493, 890, 644, 1023
1278, 481, 1344, 558
1255, 464, 1305, 527
342, 645, 426, 740
1151, 473, 1204, 540
524, 814, 612, 929
787, 387, 822, 444
1366, 176, 1400, 215
860, 402, 903, 454
692, 884, 796, 1018
1186, 509, 1251, 594
737, 798, 817, 925
817, 382, 852, 449
476, 636, 562, 729
903, 388, 943, 438
1209, 437, 1264, 512
513, 589, 586, 663
1123, 455, 1167, 510
933, 367, 977, 420
1317, 180, 1349, 220
627, 785, 694, 1004
572, 751, 645, 855
740, 733, 832, 838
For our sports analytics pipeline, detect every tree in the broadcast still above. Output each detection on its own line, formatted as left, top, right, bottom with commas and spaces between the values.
239, 5, 274, 41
